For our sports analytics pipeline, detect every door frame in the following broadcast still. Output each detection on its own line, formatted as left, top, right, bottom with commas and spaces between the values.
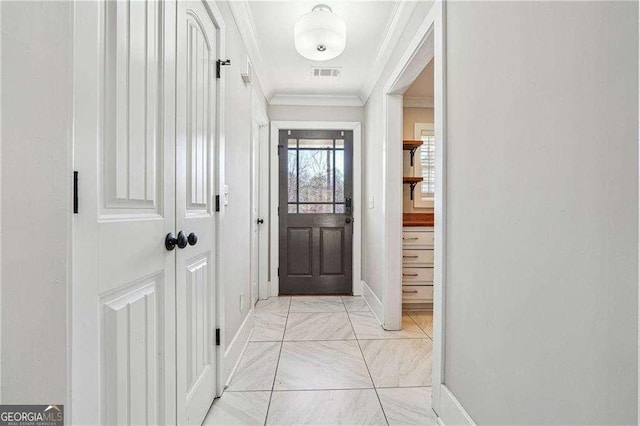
269, 121, 362, 297
250, 90, 269, 301
380, 1, 472, 423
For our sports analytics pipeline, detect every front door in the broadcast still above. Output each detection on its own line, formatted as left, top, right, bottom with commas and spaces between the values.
176, 1, 218, 424
279, 130, 353, 295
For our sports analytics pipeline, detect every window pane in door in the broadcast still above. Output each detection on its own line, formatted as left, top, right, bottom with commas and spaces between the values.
288, 149, 297, 202
299, 204, 333, 213
299, 139, 333, 149
335, 149, 344, 202
335, 204, 345, 213
298, 150, 333, 203
288, 204, 298, 213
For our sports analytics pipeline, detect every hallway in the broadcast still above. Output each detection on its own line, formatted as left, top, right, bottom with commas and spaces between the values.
203, 296, 436, 425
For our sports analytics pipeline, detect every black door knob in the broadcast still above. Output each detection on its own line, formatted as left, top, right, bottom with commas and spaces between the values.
345, 217, 352, 224
257, 219, 264, 224
166, 231, 189, 250
176, 231, 188, 249
187, 232, 198, 246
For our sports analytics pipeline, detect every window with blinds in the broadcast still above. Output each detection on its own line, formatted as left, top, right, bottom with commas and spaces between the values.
419, 134, 435, 199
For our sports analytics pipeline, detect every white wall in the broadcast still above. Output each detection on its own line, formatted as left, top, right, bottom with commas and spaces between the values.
362, 0, 434, 302
268, 105, 364, 123
218, 1, 268, 348
444, 2, 638, 424
0, 1, 72, 403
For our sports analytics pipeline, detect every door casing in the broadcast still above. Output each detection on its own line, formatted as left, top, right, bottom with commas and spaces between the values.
269, 121, 362, 297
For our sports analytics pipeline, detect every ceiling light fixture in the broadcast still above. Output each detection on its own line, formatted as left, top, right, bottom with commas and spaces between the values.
294, 4, 346, 61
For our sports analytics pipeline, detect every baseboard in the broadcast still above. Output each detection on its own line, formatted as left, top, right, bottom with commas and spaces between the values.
437, 384, 475, 425
361, 280, 384, 325
222, 309, 254, 391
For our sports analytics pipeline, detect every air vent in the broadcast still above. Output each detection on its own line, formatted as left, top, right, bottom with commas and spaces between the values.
311, 66, 341, 77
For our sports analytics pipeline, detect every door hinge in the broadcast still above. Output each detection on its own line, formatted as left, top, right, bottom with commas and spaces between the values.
277, 206, 279, 216
277, 144, 284, 155
215, 195, 220, 212
216, 59, 231, 79
277, 267, 280, 277
215, 328, 220, 346
73, 171, 79, 214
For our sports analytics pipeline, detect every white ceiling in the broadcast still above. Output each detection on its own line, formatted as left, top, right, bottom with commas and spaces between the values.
245, 1, 402, 104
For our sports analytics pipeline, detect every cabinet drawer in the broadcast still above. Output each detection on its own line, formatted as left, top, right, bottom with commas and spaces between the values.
402, 249, 434, 266
402, 231, 434, 248
402, 267, 434, 284
402, 285, 433, 301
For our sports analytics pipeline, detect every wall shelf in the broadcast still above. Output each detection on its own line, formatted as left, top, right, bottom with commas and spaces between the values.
403, 176, 423, 200
403, 140, 423, 166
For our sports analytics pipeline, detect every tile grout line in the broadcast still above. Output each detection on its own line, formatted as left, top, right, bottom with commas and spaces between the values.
406, 310, 434, 341
263, 296, 292, 426
344, 297, 390, 426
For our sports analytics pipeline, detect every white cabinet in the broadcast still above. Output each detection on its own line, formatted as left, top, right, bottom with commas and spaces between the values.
402, 227, 433, 304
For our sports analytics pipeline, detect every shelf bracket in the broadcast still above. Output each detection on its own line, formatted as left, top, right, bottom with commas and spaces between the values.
409, 146, 418, 167
409, 182, 418, 200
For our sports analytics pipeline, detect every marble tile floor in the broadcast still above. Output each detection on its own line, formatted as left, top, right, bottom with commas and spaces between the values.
203, 296, 437, 425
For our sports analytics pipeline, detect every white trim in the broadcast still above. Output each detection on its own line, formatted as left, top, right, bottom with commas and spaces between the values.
404, 96, 434, 108
361, 280, 384, 325
269, 121, 362, 297
226, 1, 271, 99
222, 309, 254, 389
269, 94, 363, 107
360, 1, 420, 103
438, 385, 476, 425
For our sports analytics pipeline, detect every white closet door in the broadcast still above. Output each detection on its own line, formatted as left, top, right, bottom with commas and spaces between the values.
73, 0, 178, 424
175, 1, 219, 424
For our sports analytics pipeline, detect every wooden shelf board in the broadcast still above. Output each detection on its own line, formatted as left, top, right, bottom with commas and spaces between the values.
403, 140, 423, 150
403, 176, 424, 184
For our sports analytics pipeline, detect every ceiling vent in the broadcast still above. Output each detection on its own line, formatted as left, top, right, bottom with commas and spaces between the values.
311, 66, 342, 77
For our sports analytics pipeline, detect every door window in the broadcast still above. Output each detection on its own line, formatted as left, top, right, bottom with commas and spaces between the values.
287, 137, 345, 213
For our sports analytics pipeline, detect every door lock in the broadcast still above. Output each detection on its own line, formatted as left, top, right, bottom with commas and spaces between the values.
257, 219, 264, 224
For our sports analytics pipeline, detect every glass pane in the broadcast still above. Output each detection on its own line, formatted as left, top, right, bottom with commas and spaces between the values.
335, 139, 344, 149
288, 204, 297, 213
288, 138, 297, 147
335, 204, 345, 213
288, 149, 297, 202
335, 149, 344, 202
298, 150, 333, 203
299, 139, 333, 149
298, 204, 333, 213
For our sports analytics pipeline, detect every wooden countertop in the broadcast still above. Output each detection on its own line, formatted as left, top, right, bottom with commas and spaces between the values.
403, 213, 434, 227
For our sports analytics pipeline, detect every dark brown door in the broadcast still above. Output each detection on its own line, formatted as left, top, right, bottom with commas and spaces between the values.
279, 129, 353, 295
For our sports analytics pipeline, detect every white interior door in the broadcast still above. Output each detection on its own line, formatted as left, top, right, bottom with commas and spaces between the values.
176, 1, 218, 424
250, 120, 261, 306
73, 0, 177, 423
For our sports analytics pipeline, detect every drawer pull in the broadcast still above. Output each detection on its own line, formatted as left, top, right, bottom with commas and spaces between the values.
403, 273, 418, 277
403, 255, 419, 259
403, 290, 419, 294
403, 237, 419, 241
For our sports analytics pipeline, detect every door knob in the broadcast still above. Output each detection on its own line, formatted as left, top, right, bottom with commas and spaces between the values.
165, 231, 188, 251
257, 219, 264, 224
345, 217, 352, 224
187, 232, 198, 246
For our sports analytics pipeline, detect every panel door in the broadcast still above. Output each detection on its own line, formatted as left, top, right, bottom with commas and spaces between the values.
176, 1, 218, 425
279, 130, 353, 295
250, 119, 261, 305
73, 0, 178, 423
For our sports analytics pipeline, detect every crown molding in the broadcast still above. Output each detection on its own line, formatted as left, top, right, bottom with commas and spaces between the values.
403, 96, 434, 108
227, 1, 272, 98
359, 1, 419, 104
269, 94, 364, 107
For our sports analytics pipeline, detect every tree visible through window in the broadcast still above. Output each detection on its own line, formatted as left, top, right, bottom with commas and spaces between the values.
287, 138, 345, 213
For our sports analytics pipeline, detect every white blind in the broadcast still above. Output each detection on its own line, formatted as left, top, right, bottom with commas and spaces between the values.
420, 134, 435, 198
